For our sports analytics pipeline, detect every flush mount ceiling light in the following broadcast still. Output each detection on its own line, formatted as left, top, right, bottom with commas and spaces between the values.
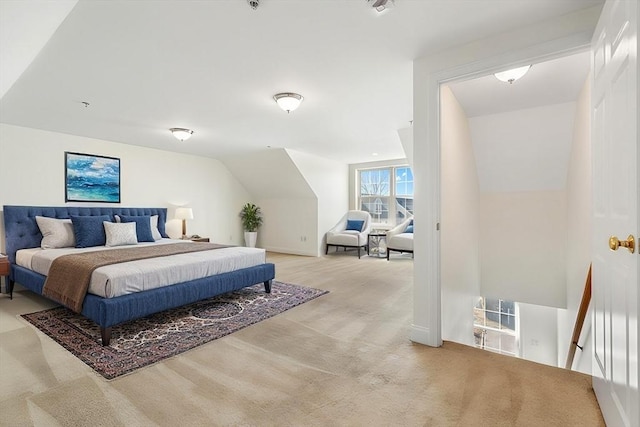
494, 65, 531, 84
169, 128, 194, 142
273, 93, 304, 113
368, 0, 394, 13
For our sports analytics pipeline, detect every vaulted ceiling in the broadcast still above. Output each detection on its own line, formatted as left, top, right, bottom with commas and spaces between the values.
0, 0, 603, 164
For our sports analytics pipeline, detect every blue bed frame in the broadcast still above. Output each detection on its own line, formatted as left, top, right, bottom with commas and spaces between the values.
3, 205, 275, 345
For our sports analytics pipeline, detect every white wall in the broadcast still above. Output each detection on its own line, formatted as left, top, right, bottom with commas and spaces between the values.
480, 190, 567, 308
223, 148, 318, 255
519, 302, 558, 366
224, 148, 347, 256
397, 127, 413, 168
440, 86, 481, 346
286, 149, 348, 256
558, 76, 592, 374
0, 124, 251, 250
469, 102, 576, 192
258, 198, 318, 256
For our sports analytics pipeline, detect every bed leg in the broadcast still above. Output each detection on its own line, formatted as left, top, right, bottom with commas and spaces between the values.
8, 279, 14, 299
101, 327, 112, 346
264, 279, 272, 294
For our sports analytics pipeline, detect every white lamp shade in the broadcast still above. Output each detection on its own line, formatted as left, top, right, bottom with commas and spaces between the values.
170, 128, 194, 141
175, 207, 194, 220
494, 65, 531, 83
274, 93, 304, 112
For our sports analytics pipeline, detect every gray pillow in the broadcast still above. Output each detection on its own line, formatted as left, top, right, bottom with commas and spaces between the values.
104, 222, 138, 247
35, 216, 76, 249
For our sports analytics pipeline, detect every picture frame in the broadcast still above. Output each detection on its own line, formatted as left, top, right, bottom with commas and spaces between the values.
65, 152, 121, 203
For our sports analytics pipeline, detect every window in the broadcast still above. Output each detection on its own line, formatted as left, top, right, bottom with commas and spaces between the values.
394, 166, 414, 224
358, 166, 413, 225
473, 297, 518, 356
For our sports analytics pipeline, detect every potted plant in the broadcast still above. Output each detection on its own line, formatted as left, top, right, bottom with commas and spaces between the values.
239, 203, 263, 247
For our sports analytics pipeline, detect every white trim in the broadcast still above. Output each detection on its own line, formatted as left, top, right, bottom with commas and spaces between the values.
355, 164, 414, 227
348, 158, 409, 211
409, 324, 432, 345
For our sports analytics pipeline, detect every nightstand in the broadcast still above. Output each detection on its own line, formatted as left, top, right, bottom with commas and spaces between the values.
190, 237, 210, 243
0, 256, 10, 296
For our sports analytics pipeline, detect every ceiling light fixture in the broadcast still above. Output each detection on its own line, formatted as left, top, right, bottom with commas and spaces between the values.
273, 93, 304, 113
494, 65, 531, 84
169, 128, 194, 142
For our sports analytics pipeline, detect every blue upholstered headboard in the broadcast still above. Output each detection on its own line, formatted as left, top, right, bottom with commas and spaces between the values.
2, 206, 169, 263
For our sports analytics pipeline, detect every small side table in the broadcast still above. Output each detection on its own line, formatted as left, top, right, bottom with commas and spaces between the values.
0, 256, 10, 296
190, 237, 210, 243
367, 233, 387, 257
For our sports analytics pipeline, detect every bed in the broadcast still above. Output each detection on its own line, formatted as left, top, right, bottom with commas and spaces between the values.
2, 205, 275, 345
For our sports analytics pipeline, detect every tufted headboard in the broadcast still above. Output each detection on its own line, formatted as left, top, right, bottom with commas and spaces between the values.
2, 206, 169, 263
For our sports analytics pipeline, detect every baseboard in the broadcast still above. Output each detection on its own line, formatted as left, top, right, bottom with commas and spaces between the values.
410, 324, 441, 347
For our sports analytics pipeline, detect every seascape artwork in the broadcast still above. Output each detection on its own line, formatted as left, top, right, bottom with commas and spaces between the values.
65, 152, 121, 203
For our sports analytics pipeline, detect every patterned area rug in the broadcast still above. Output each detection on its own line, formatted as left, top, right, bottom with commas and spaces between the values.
22, 281, 327, 380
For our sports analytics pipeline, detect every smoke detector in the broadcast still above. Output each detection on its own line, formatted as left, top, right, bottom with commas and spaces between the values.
247, 0, 259, 10
367, 0, 394, 13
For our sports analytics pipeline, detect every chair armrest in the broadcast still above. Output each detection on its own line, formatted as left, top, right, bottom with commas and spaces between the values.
386, 218, 412, 238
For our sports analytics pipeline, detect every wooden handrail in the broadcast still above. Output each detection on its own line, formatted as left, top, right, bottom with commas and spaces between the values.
565, 264, 592, 370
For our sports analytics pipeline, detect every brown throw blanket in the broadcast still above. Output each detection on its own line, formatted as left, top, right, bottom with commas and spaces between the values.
43, 242, 230, 313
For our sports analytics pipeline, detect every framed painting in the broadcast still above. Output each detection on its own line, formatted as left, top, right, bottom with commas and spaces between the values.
65, 152, 121, 203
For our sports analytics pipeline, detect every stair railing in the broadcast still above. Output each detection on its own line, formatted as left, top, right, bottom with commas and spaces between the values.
565, 264, 592, 370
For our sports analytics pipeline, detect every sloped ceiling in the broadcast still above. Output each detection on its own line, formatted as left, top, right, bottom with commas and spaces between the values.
223, 148, 315, 199
448, 51, 590, 192
0, 0, 603, 165
0, 0, 77, 99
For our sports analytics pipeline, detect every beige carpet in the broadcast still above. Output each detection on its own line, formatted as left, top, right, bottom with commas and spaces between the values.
0, 252, 603, 426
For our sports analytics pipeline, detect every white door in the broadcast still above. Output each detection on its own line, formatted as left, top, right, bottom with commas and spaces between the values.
591, 1, 638, 426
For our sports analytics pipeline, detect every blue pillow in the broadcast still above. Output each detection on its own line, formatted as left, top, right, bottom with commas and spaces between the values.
346, 219, 365, 232
404, 225, 414, 233
119, 215, 155, 242
71, 215, 112, 248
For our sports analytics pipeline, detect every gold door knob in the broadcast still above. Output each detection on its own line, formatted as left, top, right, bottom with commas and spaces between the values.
609, 235, 635, 253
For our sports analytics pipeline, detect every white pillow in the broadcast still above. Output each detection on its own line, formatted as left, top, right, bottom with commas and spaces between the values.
115, 214, 162, 241
35, 216, 76, 249
104, 221, 138, 247
150, 215, 162, 241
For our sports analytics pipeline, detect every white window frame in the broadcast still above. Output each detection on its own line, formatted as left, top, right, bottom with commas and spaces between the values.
473, 297, 520, 357
352, 163, 414, 228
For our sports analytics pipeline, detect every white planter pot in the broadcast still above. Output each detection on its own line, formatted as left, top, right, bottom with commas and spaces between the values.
244, 231, 257, 247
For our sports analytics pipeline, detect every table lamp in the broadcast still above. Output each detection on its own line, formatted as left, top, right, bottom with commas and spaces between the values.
175, 207, 194, 239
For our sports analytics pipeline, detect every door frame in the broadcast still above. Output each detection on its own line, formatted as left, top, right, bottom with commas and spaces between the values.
411, 7, 601, 347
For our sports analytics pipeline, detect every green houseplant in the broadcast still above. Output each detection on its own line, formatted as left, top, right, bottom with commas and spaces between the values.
239, 203, 263, 247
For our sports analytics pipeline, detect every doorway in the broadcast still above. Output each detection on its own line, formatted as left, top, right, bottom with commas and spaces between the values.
438, 52, 593, 370
409, 9, 598, 349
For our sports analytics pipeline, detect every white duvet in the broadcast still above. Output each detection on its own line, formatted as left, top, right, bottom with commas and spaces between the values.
16, 239, 266, 298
